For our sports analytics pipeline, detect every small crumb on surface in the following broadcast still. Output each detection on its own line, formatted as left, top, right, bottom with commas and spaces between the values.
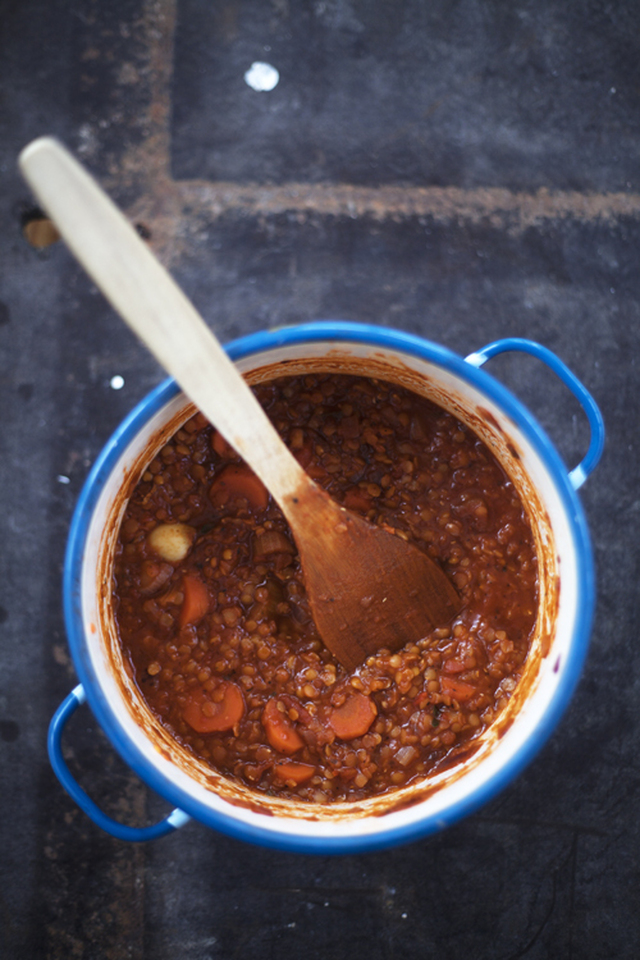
244, 61, 279, 91
23, 217, 60, 248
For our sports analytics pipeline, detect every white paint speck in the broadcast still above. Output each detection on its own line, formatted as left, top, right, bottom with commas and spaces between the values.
110, 375, 125, 390
244, 61, 279, 92
402, 913, 408, 919
57, 475, 70, 484
610, 86, 617, 95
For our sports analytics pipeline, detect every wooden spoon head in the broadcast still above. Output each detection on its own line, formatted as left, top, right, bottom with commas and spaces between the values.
284, 483, 462, 672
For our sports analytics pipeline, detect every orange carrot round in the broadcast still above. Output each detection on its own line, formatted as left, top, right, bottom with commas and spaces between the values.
342, 487, 372, 512
273, 760, 316, 784
328, 692, 377, 740
209, 464, 269, 511
440, 677, 476, 702
179, 575, 211, 627
211, 430, 236, 458
442, 659, 467, 674
262, 699, 304, 754
183, 682, 245, 733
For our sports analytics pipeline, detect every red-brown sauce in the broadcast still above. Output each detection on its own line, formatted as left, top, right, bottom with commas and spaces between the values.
113, 374, 538, 802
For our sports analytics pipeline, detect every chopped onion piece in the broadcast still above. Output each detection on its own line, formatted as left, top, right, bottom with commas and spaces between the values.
396, 745, 418, 767
254, 530, 294, 556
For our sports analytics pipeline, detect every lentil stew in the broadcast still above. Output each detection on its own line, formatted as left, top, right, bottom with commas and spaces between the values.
113, 373, 538, 804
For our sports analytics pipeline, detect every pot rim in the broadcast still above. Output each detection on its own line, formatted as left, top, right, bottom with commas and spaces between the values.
62, 320, 596, 853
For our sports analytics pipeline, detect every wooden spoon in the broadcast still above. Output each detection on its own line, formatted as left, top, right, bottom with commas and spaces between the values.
19, 136, 461, 671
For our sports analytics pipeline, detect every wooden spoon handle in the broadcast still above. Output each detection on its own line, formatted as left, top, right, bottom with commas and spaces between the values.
19, 136, 307, 502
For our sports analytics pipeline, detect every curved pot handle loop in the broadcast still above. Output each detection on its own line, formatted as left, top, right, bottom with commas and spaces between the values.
48, 685, 191, 842
465, 337, 605, 490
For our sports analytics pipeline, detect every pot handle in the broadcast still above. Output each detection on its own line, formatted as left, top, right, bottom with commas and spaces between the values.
465, 337, 605, 490
48, 685, 191, 842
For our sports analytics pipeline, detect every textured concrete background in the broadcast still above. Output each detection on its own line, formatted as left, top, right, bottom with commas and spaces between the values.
1, 1, 639, 957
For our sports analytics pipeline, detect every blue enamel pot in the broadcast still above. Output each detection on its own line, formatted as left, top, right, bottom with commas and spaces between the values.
50, 322, 604, 852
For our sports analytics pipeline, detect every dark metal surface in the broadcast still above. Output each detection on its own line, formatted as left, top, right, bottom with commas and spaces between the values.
1, 1, 639, 957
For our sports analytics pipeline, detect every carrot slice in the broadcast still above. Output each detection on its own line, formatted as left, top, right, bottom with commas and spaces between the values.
328, 692, 377, 740
342, 487, 372, 512
209, 464, 269, 511
440, 677, 476, 702
183, 682, 245, 733
273, 760, 316, 784
443, 659, 467, 674
179, 575, 211, 627
211, 430, 235, 458
261, 699, 304, 754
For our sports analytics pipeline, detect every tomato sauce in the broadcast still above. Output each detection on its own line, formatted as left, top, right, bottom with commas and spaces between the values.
113, 374, 538, 802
